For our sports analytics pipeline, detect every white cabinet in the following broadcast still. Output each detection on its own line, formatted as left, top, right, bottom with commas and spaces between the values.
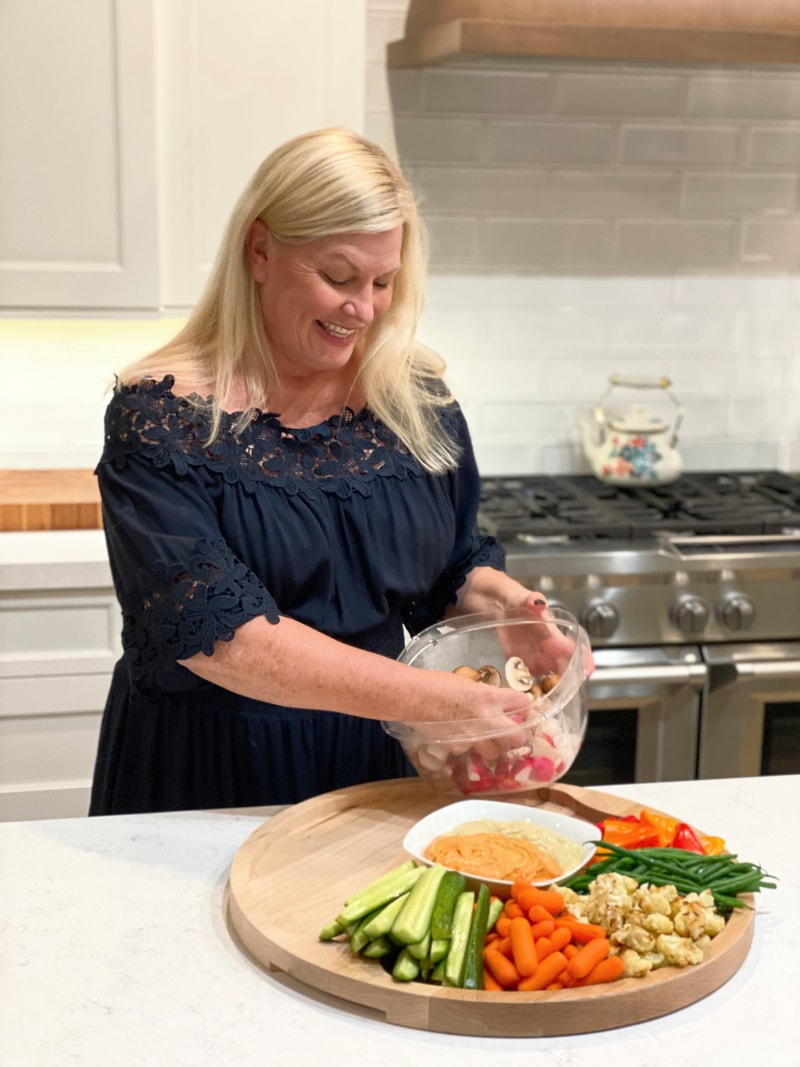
157, 0, 367, 309
0, 532, 118, 821
0, 0, 159, 310
0, 0, 367, 313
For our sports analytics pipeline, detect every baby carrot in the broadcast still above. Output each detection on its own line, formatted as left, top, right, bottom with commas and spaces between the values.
567, 937, 611, 980
517, 950, 568, 992
483, 946, 521, 989
504, 899, 525, 920
483, 969, 503, 992
535, 925, 571, 961
527, 903, 554, 924
517, 886, 564, 916
510, 878, 533, 900
530, 918, 555, 940
509, 916, 538, 977
494, 914, 512, 938
555, 917, 607, 942
574, 954, 625, 987
563, 943, 580, 960
494, 935, 514, 959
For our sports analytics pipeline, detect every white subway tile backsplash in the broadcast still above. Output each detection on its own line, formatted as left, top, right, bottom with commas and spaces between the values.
682, 173, 798, 216
392, 117, 484, 161
412, 167, 547, 215
554, 73, 683, 117
486, 122, 616, 165
477, 309, 607, 353
615, 220, 735, 268
480, 218, 612, 270
688, 76, 800, 119
747, 128, 800, 167
620, 125, 741, 166
608, 309, 731, 349
672, 274, 794, 307
421, 69, 553, 114
680, 439, 783, 471
538, 170, 679, 217
422, 216, 479, 265
741, 220, 800, 263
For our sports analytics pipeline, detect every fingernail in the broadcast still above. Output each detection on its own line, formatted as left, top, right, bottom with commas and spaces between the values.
534, 598, 546, 606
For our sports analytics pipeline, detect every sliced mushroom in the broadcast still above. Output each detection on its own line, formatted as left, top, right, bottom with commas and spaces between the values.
505, 656, 534, 691
453, 664, 482, 682
540, 672, 561, 694
477, 664, 502, 687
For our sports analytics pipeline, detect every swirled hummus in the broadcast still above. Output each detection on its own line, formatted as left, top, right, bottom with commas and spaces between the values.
423, 818, 583, 882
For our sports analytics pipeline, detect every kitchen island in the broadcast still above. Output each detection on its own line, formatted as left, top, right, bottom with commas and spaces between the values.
2, 775, 795, 1066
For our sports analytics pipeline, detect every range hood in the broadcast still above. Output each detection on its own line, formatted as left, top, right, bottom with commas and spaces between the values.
387, 0, 800, 68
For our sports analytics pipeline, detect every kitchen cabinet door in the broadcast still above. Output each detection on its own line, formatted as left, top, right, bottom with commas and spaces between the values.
157, 0, 367, 310
0, 0, 159, 311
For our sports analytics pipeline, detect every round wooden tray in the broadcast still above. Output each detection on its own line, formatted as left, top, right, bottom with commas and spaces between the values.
227, 778, 754, 1036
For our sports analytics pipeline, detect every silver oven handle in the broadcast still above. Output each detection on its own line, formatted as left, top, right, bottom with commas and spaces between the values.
588, 664, 707, 688
726, 659, 800, 681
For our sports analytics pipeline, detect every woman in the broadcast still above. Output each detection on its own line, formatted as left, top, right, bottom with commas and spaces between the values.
90, 128, 564, 814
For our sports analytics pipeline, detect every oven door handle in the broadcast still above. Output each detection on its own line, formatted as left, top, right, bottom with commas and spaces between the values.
588, 664, 707, 688
725, 659, 800, 681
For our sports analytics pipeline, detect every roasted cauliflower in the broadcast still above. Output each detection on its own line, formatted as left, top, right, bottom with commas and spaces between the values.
555, 872, 725, 978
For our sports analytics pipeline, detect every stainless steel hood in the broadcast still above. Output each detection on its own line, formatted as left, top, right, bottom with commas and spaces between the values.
387, 0, 800, 68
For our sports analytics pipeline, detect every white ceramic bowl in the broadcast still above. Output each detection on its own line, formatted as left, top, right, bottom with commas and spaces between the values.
403, 798, 597, 897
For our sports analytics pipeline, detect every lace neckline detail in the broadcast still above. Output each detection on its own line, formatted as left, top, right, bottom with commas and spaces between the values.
102, 374, 426, 498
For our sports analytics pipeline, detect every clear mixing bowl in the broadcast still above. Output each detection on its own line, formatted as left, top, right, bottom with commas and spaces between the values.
384, 607, 592, 797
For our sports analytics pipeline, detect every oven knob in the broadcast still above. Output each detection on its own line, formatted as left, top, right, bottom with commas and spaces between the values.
581, 601, 619, 639
673, 596, 710, 635
718, 593, 756, 632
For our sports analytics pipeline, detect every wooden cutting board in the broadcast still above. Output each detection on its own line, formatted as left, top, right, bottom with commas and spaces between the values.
0, 470, 102, 531
227, 778, 754, 1037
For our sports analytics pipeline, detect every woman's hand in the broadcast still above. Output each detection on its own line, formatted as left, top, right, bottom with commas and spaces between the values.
447, 567, 595, 679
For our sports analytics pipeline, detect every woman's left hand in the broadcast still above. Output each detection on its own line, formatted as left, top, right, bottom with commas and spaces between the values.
448, 568, 595, 680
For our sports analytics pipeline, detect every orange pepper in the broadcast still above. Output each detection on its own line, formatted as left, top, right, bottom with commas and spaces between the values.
698, 833, 726, 856
639, 809, 679, 848
598, 817, 660, 849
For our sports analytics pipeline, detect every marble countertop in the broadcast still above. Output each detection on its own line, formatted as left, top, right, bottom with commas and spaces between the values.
2, 776, 796, 1066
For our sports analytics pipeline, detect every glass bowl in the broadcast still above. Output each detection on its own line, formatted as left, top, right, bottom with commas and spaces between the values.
383, 607, 592, 797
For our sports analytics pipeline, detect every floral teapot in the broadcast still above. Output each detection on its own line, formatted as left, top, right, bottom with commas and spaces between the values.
582, 374, 684, 486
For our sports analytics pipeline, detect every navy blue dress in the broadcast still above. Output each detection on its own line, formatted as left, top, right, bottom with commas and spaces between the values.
89, 375, 505, 813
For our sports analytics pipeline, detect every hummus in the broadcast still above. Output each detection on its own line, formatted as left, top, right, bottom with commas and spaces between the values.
423, 818, 584, 883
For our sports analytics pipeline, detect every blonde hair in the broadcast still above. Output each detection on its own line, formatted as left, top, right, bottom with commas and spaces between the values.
121, 128, 459, 473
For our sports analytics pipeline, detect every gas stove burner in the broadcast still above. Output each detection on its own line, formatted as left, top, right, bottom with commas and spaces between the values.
478, 470, 800, 542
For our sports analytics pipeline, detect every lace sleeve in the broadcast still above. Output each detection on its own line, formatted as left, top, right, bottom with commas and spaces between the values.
98, 382, 281, 689
121, 537, 281, 687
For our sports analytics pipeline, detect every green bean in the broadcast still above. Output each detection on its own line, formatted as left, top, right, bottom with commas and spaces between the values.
562, 841, 777, 912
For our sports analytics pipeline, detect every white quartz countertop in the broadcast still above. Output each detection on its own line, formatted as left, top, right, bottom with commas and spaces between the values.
2, 776, 796, 1066
0, 529, 112, 590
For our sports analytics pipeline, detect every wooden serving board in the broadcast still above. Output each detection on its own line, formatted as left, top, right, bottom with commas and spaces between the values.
227, 779, 754, 1037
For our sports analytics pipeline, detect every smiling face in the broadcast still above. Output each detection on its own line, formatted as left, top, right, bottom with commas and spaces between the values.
246, 222, 403, 380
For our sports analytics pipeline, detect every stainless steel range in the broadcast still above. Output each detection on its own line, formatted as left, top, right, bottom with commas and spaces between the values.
479, 471, 800, 785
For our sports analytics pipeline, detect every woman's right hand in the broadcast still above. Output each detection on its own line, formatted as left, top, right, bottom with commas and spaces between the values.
393, 668, 538, 763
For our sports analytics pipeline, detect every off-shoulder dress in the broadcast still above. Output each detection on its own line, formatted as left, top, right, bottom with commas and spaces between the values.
89, 376, 505, 813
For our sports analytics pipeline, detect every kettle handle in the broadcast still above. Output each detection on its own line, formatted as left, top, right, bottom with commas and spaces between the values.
594, 374, 684, 446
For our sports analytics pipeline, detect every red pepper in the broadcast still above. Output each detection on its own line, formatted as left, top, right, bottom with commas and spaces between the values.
672, 822, 706, 854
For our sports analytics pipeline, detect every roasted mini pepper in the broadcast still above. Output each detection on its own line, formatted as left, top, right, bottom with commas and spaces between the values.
597, 817, 660, 850
639, 809, 679, 848
672, 822, 706, 854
